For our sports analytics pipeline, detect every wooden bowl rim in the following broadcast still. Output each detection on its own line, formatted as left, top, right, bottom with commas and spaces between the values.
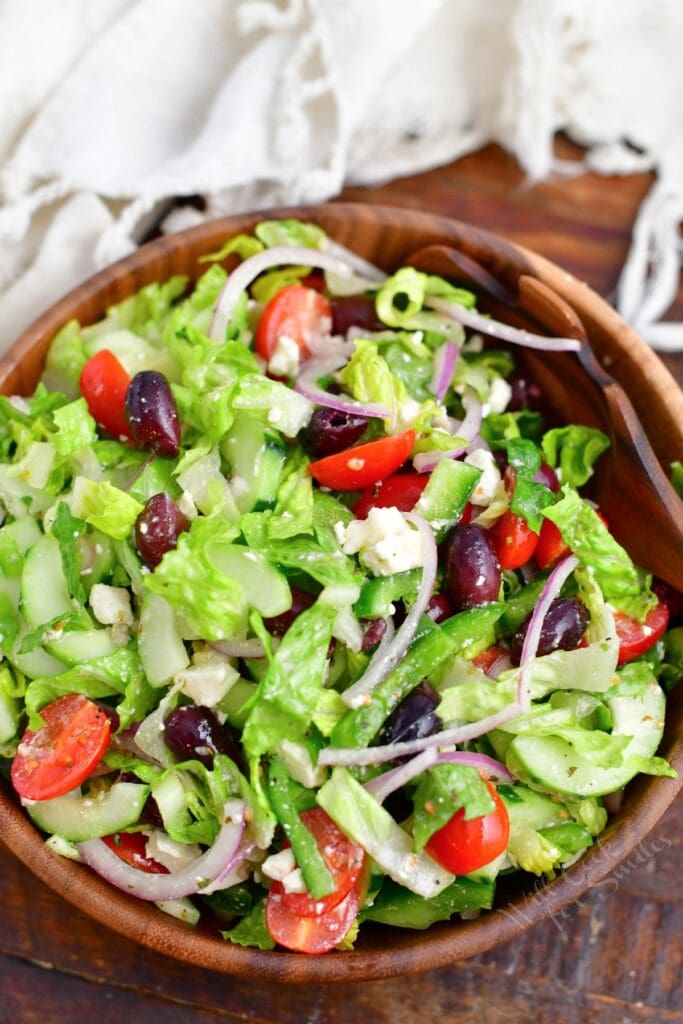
0, 203, 680, 984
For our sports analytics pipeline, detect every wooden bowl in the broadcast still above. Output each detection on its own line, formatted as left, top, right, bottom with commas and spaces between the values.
0, 204, 681, 983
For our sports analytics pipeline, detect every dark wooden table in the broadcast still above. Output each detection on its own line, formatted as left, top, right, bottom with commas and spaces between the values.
2, 141, 681, 1024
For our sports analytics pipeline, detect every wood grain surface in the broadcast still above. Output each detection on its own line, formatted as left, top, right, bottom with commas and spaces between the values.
1, 137, 681, 1022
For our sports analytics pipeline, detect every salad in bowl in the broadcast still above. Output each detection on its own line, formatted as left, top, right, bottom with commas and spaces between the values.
0, 217, 680, 956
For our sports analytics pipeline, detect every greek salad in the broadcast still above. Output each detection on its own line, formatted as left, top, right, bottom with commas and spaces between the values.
1, 219, 680, 954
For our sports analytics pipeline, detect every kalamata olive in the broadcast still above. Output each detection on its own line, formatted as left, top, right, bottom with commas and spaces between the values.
510, 597, 589, 665
125, 370, 181, 457
379, 681, 440, 747
534, 462, 560, 493
361, 618, 387, 652
263, 587, 316, 637
444, 524, 501, 610
426, 593, 453, 623
493, 450, 508, 475
303, 407, 369, 457
330, 295, 384, 335
96, 703, 120, 733
135, 492, 188, 569
164, 705, 242, 768
508, 376, 542, 412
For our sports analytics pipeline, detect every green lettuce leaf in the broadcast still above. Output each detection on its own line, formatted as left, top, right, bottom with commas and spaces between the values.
222, 901, 275, 950
267, 449, 314, 541
339, 340, 407, 428
242, 601, 336, 761
412, 763, 495, 852
51, 501, 87, 605
42, 320, 88, 397
51, 399, 97, 456
480, 409, 544, 447
542, 486, 656, 620
541, 425, 610, 487
198, 233, 264, 264
25, 647, 144, 728
254, 219, 326, 249
143, 515, 244, 642
71, 478, 143, 540
504, 438, 556, 532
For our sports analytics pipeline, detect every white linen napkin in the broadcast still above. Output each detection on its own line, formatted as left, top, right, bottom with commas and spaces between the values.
0, 0, 681, 352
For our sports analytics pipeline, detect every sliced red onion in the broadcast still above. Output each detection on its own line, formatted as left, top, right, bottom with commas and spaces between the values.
78, 800, 247, 902
295, 353, 390, 420
209, 246, 355, 342
435, 751, 513, 783
210, 638, 267, 659
487, 652, 513, 679
319, 703, 524, 768
516, 554, 579, 711
341, 514, 437, 710
413, 446, 467, 474
426, 297, 582, 352
364, 748, 438, 804
321, 239, 387, 284
429, 342, 459, 402
200, 838, 256, 895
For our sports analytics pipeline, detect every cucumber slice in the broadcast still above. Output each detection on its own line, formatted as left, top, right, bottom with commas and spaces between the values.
27, 782, 149, 842
354, 569, 421, 619
48, 628, 118, 665
10, 638, 66, 679
0, 517, 42, 576
209, 544, 291, 617
506, 682, 667, 798
498, 783, 568, 830
138, 592, 189, 686
218, 677, 257, 728
222, 413, 285, 513
0, 687, 19, 744
21, 535, 73, 629
151, 772, 191, 833
415, 460, 481, 538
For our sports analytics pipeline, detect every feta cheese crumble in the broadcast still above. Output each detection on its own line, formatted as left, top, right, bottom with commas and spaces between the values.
335, 506, 423, 576
268, 335, 300, 378
89, 584, 134, 627
464, 449, 502, 507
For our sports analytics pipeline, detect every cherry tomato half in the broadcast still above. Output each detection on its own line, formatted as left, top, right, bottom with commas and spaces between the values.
615, 598, 670, 666
255, 285, 332, 363
352, 473, 428, 519
102, 832, 169, 874
535, 519, 569, 571
11, 694, 112, 801
492, 510, 539, 570
266, 877, 362, 954
271, 809, 365, 919
472, 644, 510, 677
79, 349, 132, 440
426, 776, 510, 875
309, 430, 416, 491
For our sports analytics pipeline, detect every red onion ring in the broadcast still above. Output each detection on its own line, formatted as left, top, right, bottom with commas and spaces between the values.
78, 800, 247, 901
435, 751, 513, 783
412, 386, 482, 473
321, 240, 387, 283
364, 748, 438, 804
209, 246, 356, 342
426, 297, 582, 352
341, 514, 437, 709
516, 554, 579, 711
294, 354, 391, 420
429, 342, 459, 402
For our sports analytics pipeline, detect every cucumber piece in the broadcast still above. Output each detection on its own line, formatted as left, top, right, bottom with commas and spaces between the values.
0, 517, 42, 576
138, 591, 189, 686
218, 677, 257, 728
27, 782, 149, 842
209, 544, 291, 617
222, 413, 285, 513
0, 686, 19, 744
506, 681, 667, 798
151, 772, 192, 833
48, 628, 118, 665
415, 460, 481, 538
21, 535, 73, 628
9, 632, 66, 678
498, 783, 569, 830
78, 531, 116, 593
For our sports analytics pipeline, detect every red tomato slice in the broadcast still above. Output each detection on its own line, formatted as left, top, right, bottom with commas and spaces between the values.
271, 809, 365, 919
80, 349, 132, 440
492, 510, 539, 570
458, 501, 474, 525
309, 430, 416, 491
266, 876, 361, 954
255, 285, 332, 363
425, 777, 510, 876
352, 473, 428, 519
614, 598, 670, 666
535, 518, 569, 570
11, 694, 111, 801
102, 832, 169, 874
